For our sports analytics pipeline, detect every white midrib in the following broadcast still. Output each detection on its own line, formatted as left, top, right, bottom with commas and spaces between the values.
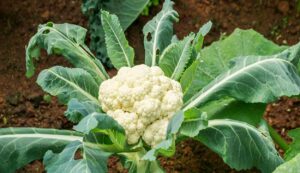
104, 17, 132, 67
183, 58, 288, 111
48, 69, 100, 104
171, 39, 191, 79
42, 27, 108, 81
0, 134, 83, 142
152, 11, 174, 66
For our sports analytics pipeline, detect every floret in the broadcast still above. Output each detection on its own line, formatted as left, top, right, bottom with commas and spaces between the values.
98, 65, 183, 146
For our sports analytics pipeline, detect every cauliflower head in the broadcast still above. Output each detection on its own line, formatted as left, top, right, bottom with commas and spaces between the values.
98, 64, 183, 147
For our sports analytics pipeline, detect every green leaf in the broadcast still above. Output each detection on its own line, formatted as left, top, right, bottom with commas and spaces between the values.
81, 0, 149, 67
26, 22, 109, 84
199, 28, 287, 78
273, 153, 300, 173
101, 10, 134, 69
193, 21, 212, 52
65, 98, 102, 123
159, 34, 194, 80
44, 113, 127, 173
0, 128, 83, 173
37, 66, 100, 105
284, 128, 300, 160
195, 119, 283, 173
182, 29, 287, 100
74, 113, 101, 134
201, 98, 266, 126
143, 0, 179, 66
180, 108, 208, 137
180, 59, 200, 93
103, 0, 150, 30
142, 111, 184, 161
44, 140, 112, 173
84, 113, 127, 152
187, 21, 212, 66
183, 55, 300, 111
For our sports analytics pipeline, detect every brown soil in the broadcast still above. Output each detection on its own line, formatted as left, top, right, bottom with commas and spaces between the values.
1, 0, 300, 173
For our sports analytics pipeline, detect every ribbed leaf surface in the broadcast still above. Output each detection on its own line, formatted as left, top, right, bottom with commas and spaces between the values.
101, 10, 134, 69
0, 128, 83, 173
37, 66, 100, 104
184, 56, 300, 110
26, 23, 108, 84
196, 119, 283, 173
143, 0, 179, 66
159, 34, 194, 80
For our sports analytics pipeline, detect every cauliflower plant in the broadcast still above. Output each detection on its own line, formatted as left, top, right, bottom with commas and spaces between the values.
98, 64, 183, 146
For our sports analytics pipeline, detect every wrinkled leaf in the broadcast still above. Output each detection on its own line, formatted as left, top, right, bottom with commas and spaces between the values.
0, 128, 83, 173
81, 0, 149, 67
196, 119, 283, 173
44, 141, 112, 173
37, 66, 100, 105
182, 29, 288, 100
26, 22, 108, 84
184, 55, 300, 110
101, 10, 134, 69
159, 34, 194, 80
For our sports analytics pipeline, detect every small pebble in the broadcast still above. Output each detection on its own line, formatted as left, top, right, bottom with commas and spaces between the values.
277, 1, 289, 14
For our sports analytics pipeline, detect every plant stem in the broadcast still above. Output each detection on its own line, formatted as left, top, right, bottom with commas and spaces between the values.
120, 149, 164, 173
267, 124, 289, 152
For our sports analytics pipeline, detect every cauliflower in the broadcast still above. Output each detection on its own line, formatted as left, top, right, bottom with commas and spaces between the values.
98, 65, 183, 147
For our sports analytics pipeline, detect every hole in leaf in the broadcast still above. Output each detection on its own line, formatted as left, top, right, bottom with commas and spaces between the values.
42, 29, 50, 34
146, 33, 152, 41
74, 148, 83, 160
156, 49, 160, 56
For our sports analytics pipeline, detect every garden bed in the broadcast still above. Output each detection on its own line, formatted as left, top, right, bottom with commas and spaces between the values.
0, 0, 300, 172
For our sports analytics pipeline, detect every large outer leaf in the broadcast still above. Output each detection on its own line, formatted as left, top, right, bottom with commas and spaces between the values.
181, 29, 287, 100
44, 141, 112, 173
143, 0, 179, 66
159, 34, 194, 80
0, 128, 83, 173
195, 119, 283, 173
44, 113, 127, 173
81, 0, 149, 67
26, 23, 109, 84
101, 10, 134, 69
284, 128, 300, 160
37, 66, 100, 104
273, 153, 300, 173
183, 55, 300, 111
